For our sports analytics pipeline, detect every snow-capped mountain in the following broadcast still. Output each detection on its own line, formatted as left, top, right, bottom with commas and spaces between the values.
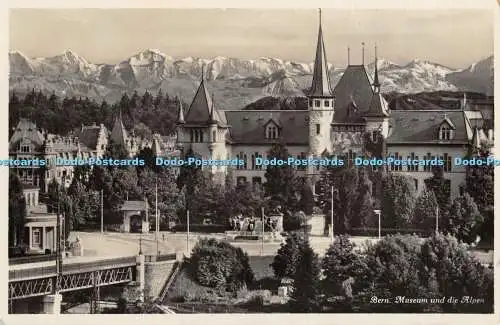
446, 56, 493, 96
8, 49, 493, 109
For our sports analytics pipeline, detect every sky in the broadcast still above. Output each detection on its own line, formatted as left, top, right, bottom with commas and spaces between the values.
9, 8, 494, 69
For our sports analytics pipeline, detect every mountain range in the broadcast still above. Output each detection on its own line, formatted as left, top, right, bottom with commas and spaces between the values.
9, 49, 494, 109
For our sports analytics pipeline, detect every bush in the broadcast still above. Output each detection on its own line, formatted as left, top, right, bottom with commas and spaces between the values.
186, 238, 255, 292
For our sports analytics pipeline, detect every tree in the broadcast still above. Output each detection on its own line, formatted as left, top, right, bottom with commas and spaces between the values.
322, 235, 368, 300
424, 167, 451, 215
420, 233, 493, 312
187, 238, 255, 292
105, 138, 129, 160
442, 193, 483, 244
289, 240, 321, 312
264, 141, 299, 209
361, 234, 432, 312
465, 150, 494, 244
177, 149, 205, 213
67, 181, 99, 230
221, 182, 265, 221
9, 172, 26, 247
298, 179, 314, 215
271, 232, 307, 279
413, 189, 439, 232
381, 173, 416, 228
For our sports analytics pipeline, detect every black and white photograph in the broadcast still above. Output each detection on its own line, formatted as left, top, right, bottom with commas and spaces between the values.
6, 4, 496, 316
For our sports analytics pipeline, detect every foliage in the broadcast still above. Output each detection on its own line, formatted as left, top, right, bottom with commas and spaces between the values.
222, 182, 266, 220
298, 179, 315, 215
424, 167, 451, 215
271, 232, 307, 279
187, 238, 255, 292
381, 173, 417, 228
465, 149, 494, 244
289, 240, 322, 313
420, 233, 493, 312
9, 172, 26, 247
442, 193, 483, 244
413, 189, 439, 231
9, 89, 180, 137
316, 164, 375, 234
176, 149, 205, 212
322, 235, 368, 299
361, 234, 433, 312
67, 180, 100, 230
264, 141, 301, 209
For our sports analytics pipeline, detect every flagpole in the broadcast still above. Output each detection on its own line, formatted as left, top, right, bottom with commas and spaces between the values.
186, 210, 190, 255
330, 186, 334, 242
100, 189, 104, 234
435, 206, 439, 235
156, 181, 159, 255
261, 207, 265, 256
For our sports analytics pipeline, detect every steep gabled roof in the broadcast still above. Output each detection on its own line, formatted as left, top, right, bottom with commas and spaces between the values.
9, 118, 45, 151
333, 65, 374, 123
439, 116, 456, 130
308, 10, 334, 98
365, 92, 390, 117
224, 110, 309, 145
387, 110, 468, 144
75, 124, 104, 150
110, 112, 129, 147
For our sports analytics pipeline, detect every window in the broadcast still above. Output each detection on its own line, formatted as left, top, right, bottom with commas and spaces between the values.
390, 152, 402, 171
266, 125, 279, 139
441, 153, 452, 172
237, 152, 247, 170
324, 100, 330, 107
315, 100, 321, 107
237, 176, 247, 186
212, 130, 216, 142
407, 153, 419, 172
252, 177, 262, 186
297, 152, 307, 170
190, 129, 204, 143
20, 145, 30, 153
316, 124, 321, 135
251, 153, 263, 170
414, 178, 418, 190
371, 130, 378, 142
309, 100, 313, 107
423, 153, 433, 172
439, 125, 452, 140
32, 229, 41, 247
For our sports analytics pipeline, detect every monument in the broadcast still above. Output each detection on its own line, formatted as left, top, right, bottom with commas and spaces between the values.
225, 207, 283, 242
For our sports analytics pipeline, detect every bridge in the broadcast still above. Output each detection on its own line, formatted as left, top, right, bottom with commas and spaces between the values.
9, 252, 180, 313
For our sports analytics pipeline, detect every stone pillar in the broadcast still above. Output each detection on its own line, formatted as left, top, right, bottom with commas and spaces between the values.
123, 213, 130, 233
136, 254, 145, 302
42, 293, 62, 314
42, 226, 46, 251
28, 226, 32, 250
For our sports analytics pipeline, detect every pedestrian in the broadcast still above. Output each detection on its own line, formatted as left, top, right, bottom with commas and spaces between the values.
162, 233, 165, 241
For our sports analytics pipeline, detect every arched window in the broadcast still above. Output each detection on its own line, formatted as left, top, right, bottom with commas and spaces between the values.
266, 125, 279, 139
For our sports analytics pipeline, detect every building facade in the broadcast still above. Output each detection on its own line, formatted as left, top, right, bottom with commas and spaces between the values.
175, 11, 494, 199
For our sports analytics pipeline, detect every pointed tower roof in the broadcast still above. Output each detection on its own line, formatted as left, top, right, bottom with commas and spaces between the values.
176, 97, 185, 124
110, 109, 129, 147
184, 67, 215, 124
472, 127, 481, 149
309, 9, 333, 98
372, 45, 381, 92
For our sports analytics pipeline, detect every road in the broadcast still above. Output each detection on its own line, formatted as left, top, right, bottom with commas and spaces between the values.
69, 231, 380, 258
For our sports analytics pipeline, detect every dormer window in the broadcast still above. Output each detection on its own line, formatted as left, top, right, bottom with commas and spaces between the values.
266, 125, 279, 140
324, 100, 330, 107
439, 125, 452, 140
315, 100, 321, 107
20, 145, 30, 153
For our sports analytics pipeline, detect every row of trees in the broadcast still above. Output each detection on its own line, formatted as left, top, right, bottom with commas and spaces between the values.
9, 89, 181, 138
273, 233, 493, 313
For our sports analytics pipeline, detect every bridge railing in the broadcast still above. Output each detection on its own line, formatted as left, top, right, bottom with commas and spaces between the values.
144, 253, 177, 263
62, 256, 137, 274
9, 265, 57, 281
9, 254, 57, 265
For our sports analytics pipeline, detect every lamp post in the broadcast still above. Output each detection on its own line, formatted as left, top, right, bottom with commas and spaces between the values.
435, 206, 439, 236
374, 209, 382, 239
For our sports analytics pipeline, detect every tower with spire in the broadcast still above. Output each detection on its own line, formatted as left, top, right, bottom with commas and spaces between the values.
307, 8, 335, 158
365, 45, 390, 139
175, 65, 230, 182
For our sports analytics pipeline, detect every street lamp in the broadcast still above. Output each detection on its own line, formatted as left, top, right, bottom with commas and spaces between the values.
374, 209, 382, 239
